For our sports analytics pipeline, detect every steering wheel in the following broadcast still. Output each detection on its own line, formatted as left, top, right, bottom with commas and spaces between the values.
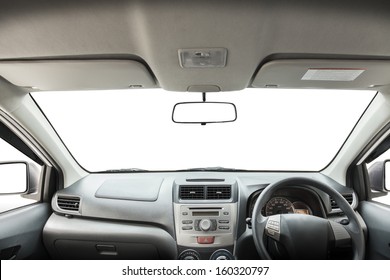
251, 177, 365, 259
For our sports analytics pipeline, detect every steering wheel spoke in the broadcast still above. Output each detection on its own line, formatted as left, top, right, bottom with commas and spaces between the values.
329, 220, 352, 248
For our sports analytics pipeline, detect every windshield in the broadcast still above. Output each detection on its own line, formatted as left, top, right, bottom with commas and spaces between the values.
31, 89, 375, 172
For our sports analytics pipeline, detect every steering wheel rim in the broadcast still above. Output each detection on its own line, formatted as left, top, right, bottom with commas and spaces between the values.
252, 177, 365, 260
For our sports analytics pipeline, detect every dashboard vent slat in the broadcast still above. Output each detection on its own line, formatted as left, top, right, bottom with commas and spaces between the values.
206, 185, 231, 200
330, 194, 353, 209
179, 185, 232, 200
57, 196, 80, 211
179, 186, 205, 199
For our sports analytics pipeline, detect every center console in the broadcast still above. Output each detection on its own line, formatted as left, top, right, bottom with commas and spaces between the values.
173, 179, 238, 260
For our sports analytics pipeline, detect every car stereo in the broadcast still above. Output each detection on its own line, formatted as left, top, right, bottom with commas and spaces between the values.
174, 203, 237, 248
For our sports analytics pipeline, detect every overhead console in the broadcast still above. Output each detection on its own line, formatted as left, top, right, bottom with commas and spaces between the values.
173, 178, 238, 260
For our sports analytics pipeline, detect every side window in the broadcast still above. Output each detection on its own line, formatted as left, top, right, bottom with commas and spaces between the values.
366, 149, 390, 205
0, 136, 42, 213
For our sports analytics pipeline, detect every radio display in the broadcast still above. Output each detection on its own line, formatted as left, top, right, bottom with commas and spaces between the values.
192, 211, 219, 216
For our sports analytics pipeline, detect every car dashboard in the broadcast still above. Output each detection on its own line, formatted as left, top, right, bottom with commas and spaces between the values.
43, 172, 356, 260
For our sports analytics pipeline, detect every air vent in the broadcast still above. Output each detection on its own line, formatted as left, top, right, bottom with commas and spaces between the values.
330, 194, 353, 209
206, 185, 231, 199
179, 186, 205, 199
179, 185, 232, 200
57, 196, 80, 211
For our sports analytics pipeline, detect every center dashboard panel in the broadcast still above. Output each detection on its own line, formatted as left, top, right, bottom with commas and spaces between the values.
173, 179, 238, 260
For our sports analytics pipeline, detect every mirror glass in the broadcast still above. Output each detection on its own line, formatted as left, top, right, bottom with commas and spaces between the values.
172, 102, 237, 124
0, 162, 28, 194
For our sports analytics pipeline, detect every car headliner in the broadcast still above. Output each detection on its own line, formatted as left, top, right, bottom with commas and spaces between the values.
1, 0, 390, 92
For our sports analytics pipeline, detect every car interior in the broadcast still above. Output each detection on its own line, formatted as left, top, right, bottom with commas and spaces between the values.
1, 0, 390, 260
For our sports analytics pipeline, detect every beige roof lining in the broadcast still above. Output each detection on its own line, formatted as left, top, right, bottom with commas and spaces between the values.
2, 0, 390, 92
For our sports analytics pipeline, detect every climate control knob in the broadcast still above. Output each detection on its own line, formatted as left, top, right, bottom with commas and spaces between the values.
199, 219, 212, 231
178, 249, 200, 260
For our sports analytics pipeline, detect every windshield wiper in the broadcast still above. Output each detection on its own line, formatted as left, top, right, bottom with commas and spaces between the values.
101, 168, 149, 173
178, 167, 248, 172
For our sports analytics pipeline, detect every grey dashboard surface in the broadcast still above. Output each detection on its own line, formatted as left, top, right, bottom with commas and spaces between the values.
51, 173, 175, 236
43, 213, 177, 259
51, 171, 352, 224
95, 177, 163, 201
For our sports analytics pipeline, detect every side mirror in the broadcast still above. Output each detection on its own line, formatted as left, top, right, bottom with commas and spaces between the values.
172, 102, 237, 124
0, 162, 29, 194
368, 160, 390, 192
385, 160, 390, 191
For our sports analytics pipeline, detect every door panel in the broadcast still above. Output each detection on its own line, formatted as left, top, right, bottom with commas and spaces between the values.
0, 203, 51, 259
359, 201, 390, 259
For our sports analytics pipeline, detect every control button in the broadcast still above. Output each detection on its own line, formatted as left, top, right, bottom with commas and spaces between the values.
200, 219, 212, 231
223, 212, 229, 215
182, 226, 193, 230
218, 226, 230, 230
182, 220, 193, 224
211, 219, 217, 231
194, 220, 201, 231
267, 220, 280, 231
218, 220, 229, 224
265, 216, 281, 241
182, 212, 188, 216
197, 236, 215, 244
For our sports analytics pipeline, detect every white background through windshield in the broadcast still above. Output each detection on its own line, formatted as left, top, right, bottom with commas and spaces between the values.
32, 89, 374, 172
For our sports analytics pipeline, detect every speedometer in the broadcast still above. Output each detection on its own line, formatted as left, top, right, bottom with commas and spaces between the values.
265, 197, 295, 216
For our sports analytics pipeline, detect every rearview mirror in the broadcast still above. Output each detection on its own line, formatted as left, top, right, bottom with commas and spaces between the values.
172, 102, 237, 124
0, 162, 28, 194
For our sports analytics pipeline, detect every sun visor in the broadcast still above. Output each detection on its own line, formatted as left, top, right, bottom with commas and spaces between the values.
252, 59, 390, 89
0, 60, 156, 91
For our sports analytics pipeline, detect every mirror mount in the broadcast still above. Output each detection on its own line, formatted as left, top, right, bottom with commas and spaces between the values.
368, 161, 385, 191
201, 92, 207, 126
